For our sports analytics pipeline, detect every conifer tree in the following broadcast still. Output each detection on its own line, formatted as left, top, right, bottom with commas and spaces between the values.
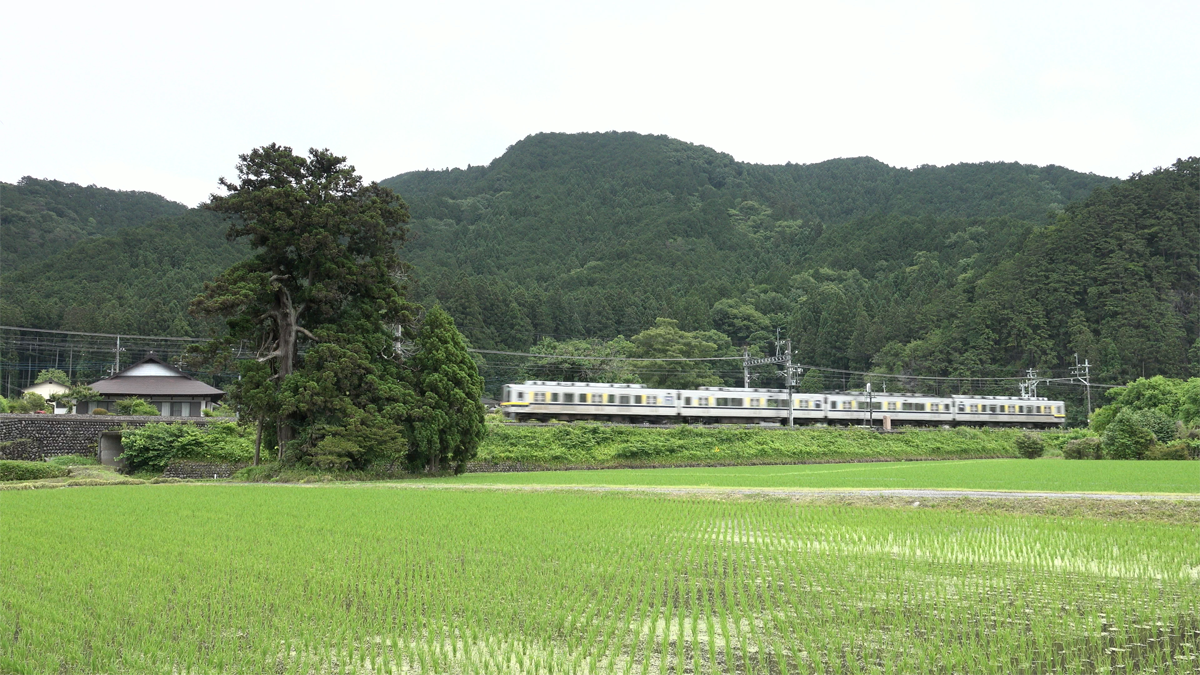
404, 306, 486, 473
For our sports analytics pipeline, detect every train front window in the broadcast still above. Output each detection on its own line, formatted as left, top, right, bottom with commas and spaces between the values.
517, 391, 525, 401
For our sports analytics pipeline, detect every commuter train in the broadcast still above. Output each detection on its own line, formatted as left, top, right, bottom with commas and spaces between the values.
500, 381, 1066, 428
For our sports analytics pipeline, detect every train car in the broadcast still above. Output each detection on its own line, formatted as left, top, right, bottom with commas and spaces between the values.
500, 381, 1066, 428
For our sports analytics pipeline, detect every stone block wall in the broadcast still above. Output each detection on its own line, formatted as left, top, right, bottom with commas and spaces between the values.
0, 414, 219, 460
162, 459, 248, 480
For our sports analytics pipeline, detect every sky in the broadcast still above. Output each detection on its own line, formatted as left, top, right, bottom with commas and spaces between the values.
4, 0, 1198, 206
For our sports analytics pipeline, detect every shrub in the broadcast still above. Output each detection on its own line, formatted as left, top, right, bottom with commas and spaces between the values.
115, 398, 160, 416
1145, 442, 1193, 461
0, 397, 9, 413
119, 422, 254, 473
1063, 437, 1103, 460
0, 460, 69, 482
1014, 432, 1045, 459
46, 454, 100, 467
91, 408, 110, 415
202, 403, 237, 418
310, 436, 361, 471
1102, 408, 1157, 460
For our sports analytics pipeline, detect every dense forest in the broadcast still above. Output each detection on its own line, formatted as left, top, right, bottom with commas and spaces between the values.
3, 133, 1196, 416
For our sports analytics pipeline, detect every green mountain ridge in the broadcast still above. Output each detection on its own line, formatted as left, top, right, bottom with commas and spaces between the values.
3, 132, 1196, 411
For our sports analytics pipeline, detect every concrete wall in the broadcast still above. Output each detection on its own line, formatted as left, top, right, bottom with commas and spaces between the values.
0, 414, 220, 460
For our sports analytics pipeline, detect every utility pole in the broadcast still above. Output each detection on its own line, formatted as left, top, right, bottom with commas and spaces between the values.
747, 337, 794, 425
1070, 354, 1092, 418
866, 382, 874, 429
111, 336, 124, 377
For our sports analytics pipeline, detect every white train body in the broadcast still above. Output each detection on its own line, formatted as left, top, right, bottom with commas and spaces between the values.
501, 381, 1065, 428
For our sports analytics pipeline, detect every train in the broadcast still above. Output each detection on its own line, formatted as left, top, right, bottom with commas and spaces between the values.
500, 381, 1066, 428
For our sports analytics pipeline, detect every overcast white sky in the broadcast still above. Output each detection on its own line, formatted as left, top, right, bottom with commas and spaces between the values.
4, 0, 1197, 206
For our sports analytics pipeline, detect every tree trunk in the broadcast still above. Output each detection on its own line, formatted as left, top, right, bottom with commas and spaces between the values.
253, 416, 263, 466
274, 287, 300, 458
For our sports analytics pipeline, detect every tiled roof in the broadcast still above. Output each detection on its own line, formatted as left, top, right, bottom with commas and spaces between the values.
90, 377, 225, 397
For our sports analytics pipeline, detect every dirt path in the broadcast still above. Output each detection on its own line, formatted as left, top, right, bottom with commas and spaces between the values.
393, 482, 1200, 501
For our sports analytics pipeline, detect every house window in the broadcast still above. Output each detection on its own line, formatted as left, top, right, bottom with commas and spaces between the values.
170, 402, 183, 417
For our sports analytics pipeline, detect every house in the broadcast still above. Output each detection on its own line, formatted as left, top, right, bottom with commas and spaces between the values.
21, 380, 72, 414
81, 353, 226, 417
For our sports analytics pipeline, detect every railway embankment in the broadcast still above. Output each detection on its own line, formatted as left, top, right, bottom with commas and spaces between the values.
472, 423, 1054, 471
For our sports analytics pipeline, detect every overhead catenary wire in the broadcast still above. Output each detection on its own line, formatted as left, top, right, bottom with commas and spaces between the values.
1, 325, 1120, 389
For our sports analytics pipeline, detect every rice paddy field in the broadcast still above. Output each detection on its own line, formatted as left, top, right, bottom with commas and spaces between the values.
437, 459, 1200, 495
3, 485, 1199, 674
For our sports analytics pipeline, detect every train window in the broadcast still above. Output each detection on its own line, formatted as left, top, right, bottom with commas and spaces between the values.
873, 402, 882, 410
989, 405, 998, 413
551, 393, 560, 403
619, 395, 630, 405
579, 393, 588, 403
634, 395, 643, 404
607, 394, 616, 404
685, 397, 692, 406
517, 391, 526, 401
502, 389, 510, 403
646, 395, 657, 405
664, 395, 673, 405
534, 392, 546, 403
814, 401, 822, 409
886, 401, 896, 411
1057, 406, 1063, 414
968, 404, 977, 413
901, 402, 912, 411
732, 398, 744, 407
714, 398, 727, 407
1036, 405, 1042, 414
916, 403, 926, 412
957, 404, 965, 412
563, 393, 574, 403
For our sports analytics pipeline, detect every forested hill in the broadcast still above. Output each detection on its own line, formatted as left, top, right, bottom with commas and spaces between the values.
0, 178, 246, 336
4, 133, 1195, 396
1, 178, 189, 270
381, 132, 1113, 360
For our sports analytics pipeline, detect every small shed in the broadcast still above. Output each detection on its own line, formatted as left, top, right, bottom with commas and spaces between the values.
83, 353, 225, 417
21, 380, 72, 414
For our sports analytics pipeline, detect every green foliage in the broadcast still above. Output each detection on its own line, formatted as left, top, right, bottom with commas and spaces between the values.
190, 144, 417, 461
202, 402, 237, 418
114, 398, 160, 416
34, 369, 68, 385
404, 306, 486, 473
309, 437, 361, 472
8, 392, 50, 414
1063, 437, 1103, 460
474, 424, 1024, 467
0, 460, 69, 481
45, 454, 100, 467
1101, 408, 1158, 460
90, 408, 110, 415
1013, 433, 1045, 459
119, 422, 253, 472
0, 398, 8, 413
627, 318, 728, 389
798, 369, 825, 393
1146, 442, 1195, 461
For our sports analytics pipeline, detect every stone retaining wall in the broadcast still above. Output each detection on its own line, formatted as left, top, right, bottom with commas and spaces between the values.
162, 459, 248, 480
0, 414, 219, 460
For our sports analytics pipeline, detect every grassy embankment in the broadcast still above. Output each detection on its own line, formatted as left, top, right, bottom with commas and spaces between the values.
473, 423, 1034, 469
2, 486, 1197, 674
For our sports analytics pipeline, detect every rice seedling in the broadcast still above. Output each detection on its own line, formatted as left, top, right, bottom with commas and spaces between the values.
1, 485, 1196, 673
